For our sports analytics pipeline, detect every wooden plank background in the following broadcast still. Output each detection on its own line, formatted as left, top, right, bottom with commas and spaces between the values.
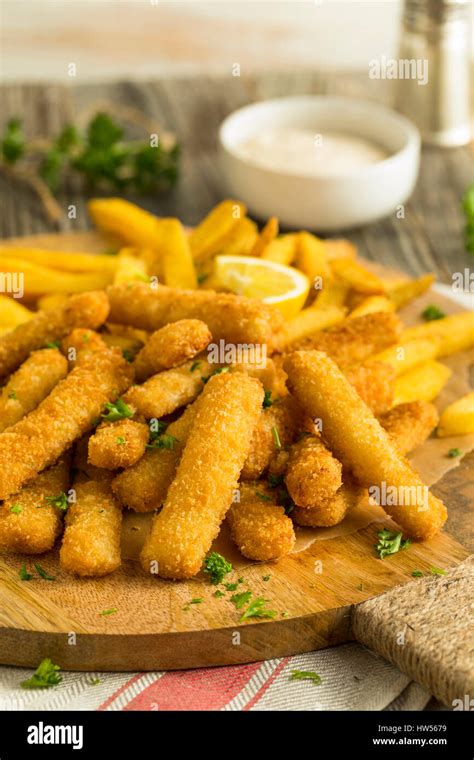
0, 72, 473, 283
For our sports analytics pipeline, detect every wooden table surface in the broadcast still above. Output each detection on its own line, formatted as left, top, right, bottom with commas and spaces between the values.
0, 72, 473, 283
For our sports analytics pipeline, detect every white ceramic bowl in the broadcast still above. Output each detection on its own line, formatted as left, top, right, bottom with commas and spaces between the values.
219, 96, 421, 232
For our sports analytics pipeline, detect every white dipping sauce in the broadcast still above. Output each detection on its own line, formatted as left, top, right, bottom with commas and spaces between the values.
236, 127, 388, 176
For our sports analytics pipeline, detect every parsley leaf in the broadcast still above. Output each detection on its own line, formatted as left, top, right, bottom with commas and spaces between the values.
421, 305, 445, 321
412, 569, 424, 577
239, 597, 277, 622
19, 563, 33, 581
34, 563, 55, 581
230, 591, 252, 609
101, 398, 133, 422
146, 433, 178, 451
45, 492, 69, 511
1, 118, 25, 164
290, 670, 322, 686
21, 658, 62, 689
8, 390, 17, 400
203, 552, 232, 585
271, 426, 282, 450
430, 566, 447, 576
9, 503, 22, 514
262, 389, 274, 408
375, 529, 411, 559
447, 448, 462, 458
99, 608, 117, 616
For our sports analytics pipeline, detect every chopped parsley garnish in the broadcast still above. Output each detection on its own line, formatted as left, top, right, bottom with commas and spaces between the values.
462, 184, 474, 254
262, 389, 274, 409
214, 590, 225, 598
290, 670, 322, 686
101, 398, 133, 422
375, 529, 411, 559
230, 591, 252, 609
116, 436, 126, 445
8, 390, 17, 400
34, 563, 55, 581
45, 492, 69, 511
201, 367, 230, 384
89, 678, 101, 686
412, 570, 423, 577
21, 658, 62, 689
203, 552, 232, 585
224, 582, 238, 591
239, 597, 277, 622
268, 473, 284, 488
45, 340, 61, 349
146, 433, 178, 451
197, 273, 208, 284
190, 360, 202, 372
421, 304, 445, 321
238, 577, 244, 584
190, 598, 203, 605
99, 608, 118, 616
19, 563, 33, 581
430, 566, 447, 576
271, 426, 282, 450
122, 349, 134, 363
448, 448, 462, 458
262, 575, 271, 582
255, 490, 271, 502
9, 503, 22, 514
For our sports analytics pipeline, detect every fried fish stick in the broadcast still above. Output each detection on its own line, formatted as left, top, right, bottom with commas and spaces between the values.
140, 373, 264, 578
380, 401, 439, 454
285, 436, 342, 509
60, 477, 122, 576
0, 348, 133, 500
0, 349, 68, 432
112, 399, 201, 511
0, 291, 109, 381
241, 396, 301, 480
291, 312, 402, 367
292, 481, 365, 528
0, 456, 70, 554
345, 360, 395, 416
107, 283, 283, 350
133, 319, 212, 382
88, 418, 149, 470
227, 501, 295, 561
61, 328, 107, 367
285, 351, 447, 539
124, 357, 215, 419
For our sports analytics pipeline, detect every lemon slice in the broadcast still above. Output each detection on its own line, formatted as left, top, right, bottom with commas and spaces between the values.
213, 255, 310, 319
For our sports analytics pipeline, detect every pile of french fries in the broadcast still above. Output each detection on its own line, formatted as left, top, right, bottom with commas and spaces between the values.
0, 198, 472, 581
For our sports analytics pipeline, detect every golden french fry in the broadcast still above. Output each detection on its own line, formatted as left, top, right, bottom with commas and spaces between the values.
401, 312, 474, 357
0, 295, 33, 327
280, 305, 347, 348
189, 200, 246, 261
437, 392, 474, 437
218, 217, 258, 257
387, 273, 435, 308
0, 256, 112, 296
374, 338, 439, 376
330, 258, 385, 294
349, 295, 395, 318
393, 360, 451, 406
295, 231, 332, 284
0, 246, 118, 274
250, 216, 279, 257
153, 218, 197, 289
113, 248, 149, 285
323, 238, 357, 261
88, 198, 161, 247
313, 280, 349, 309
37, 293, 69, 311
261, 234, 297, 265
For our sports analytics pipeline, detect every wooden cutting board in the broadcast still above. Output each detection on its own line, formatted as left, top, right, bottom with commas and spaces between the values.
0, 232, 471, 674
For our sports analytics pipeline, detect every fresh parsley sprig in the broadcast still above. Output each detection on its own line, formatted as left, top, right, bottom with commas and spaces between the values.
203, 552, 232, 585
101, 398, 133, 422
21, 658, 62, 689
375, 529, 411, 559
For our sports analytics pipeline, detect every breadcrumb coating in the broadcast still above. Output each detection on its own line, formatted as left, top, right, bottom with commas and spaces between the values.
290, 312, 402, 368
241, 395, 301, 479
0, 349, 68, 432
112, 398, 201, 512
227, 501, 295, 560
0, 456, 70, 554
60, 478, 122, 576
292, 480, 365, 527
380, 401, 439, 455
88, 418, 150, 470
285, 436, 343, 508
124, 357, 215, 419
345, 360, 395, 416
0, 347, 133, 500
284, 351, 447, 540
0, 291, 109, 381
140, 372, 264, 578
107, 282, 283, 351
133, 319, 212, 382
61, 328, 107, 367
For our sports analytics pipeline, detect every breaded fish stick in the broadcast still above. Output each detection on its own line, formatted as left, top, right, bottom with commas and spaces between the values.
112, 399, 201, 511
345, 360, 395, 416
291, 312, 402, 368
107, 282, 283, 350
241, 396, 301, 480
133, 319, 212, 382
61, 328, 107, 367
0, 348, 133, 500
0, 291, 109, 381
380, 401, 439, 455
60, 476, 122, 577
227, 501, 295, 560
285, 436, 342, 509
292, 481, 365, 528
88, 418, 150, 470
0, 348, 68, 432
0, 456, 70, 553
140, 373, 263, 578
284, 351, 447, 539
124, 357, 215, 419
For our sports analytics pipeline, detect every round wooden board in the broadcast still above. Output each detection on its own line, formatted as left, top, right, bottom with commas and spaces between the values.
0, 232, 471, 671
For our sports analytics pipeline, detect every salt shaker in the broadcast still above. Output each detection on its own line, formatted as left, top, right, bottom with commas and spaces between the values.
396, 0, 472, 146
